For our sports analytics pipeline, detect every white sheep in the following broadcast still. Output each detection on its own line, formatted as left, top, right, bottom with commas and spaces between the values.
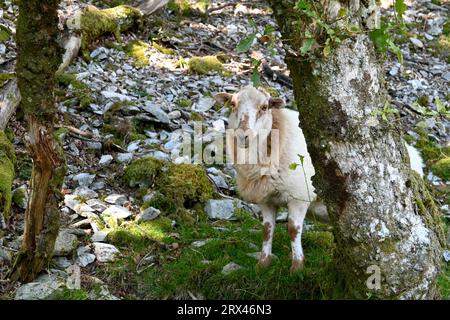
215, 86, 320, 273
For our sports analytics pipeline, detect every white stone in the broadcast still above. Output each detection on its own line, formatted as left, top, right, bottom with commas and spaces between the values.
99, 155, 113, 166
93, 242, 120, 263
102, 205, 132, 219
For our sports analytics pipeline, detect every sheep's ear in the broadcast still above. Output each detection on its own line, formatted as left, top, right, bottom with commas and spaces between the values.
269, 97, 285, 109
214, 93, 233, 105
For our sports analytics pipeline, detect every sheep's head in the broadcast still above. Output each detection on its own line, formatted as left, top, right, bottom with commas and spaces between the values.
214, 86, 284, 149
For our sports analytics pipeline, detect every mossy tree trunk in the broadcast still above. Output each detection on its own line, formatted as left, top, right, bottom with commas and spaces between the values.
269, 0, 444, 299
11, 0, 66, 282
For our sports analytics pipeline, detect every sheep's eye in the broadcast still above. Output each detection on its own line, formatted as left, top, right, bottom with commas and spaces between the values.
261, 104, 268, 111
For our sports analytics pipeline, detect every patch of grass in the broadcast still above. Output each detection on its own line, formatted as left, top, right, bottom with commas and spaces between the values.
177, 98, 193, 109
431, 157, 450, 181
108, 217, 174, 250
46, 288, 90, 300
98, 210, 337, 300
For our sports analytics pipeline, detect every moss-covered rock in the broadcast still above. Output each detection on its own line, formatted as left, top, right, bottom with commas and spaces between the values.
56, 73, 92, 109
79, 5, 143, 55
0, 24, 11, 42
155, 163, 214, 208
152, 41, 175, 55
124, 40, 151, 67
0, 131, 15, 220
431, 157, 450, 181
188, 56, 224, 75
124, 157, 164, 187
0, 72, 14, 88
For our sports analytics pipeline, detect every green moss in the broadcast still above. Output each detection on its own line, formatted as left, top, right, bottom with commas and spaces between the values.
177, 98, 193, 109
0, 72, 14, 88
414, 126, 450, 163
188, 56, 224, 75
167, 0, 192, 16
46, 288, 89, 300
124, 157, 164, 187
431, 157, 450, 181
0, 24, 11, 42
56, 73, 93, 109
124, 40, 151, 67
0, 131, 15, 220
190, 112, 204, 122
152, 41, 175, 55
155, 163, 214, 209
80, 5, 143, 54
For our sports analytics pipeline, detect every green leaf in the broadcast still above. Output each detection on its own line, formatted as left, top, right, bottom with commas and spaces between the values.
264, 24, 275, 35
289, 162, 298, 170
236, 33, 256, 53
251, 68, 261, 87
297, 154, 305, 165
369, 26, 389, 53
387, 39, 403, 64
300, 38, 316, 55
394, 0, 407, 22
323, 45, 332, 57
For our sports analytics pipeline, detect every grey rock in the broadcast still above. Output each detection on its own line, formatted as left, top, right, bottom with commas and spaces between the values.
116, 152, 133, 163
221, 262, 242, 275
104, 194, 127, 206
73, 186, 98, 199
86, 141, 102, 150
208, 174, 228, 189
54, 229, 79, 256
52, 257, 72, 269
142, 102, 170, 124
73, 173, 95, 187
127, 141, 141, 152
15, 274, 63, 300
102, 205, 132, 219
0, 247, 12, 264
191, 239, 212, 247
99, 154, 113, 166
444, 250, 450, 263
101, 91, 132, 102
409, 37, 424, 48
194, 96, 215, 112
91, 231, 109, 242
205, 199, 235, 220
168, 110, 182, 119
136, 207, 160, 222
12, 185, 28, 209
93, 242, 120, 262
86, 199, 108, 212
76, 246, 96, 267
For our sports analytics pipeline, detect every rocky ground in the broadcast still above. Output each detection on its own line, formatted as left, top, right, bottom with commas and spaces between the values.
0, 0, 449, 299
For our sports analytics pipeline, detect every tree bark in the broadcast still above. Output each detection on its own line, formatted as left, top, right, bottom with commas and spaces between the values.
269, 0, 444, 299
11, 0, 66, 282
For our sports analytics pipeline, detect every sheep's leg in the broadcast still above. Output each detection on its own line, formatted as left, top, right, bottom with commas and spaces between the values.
288, 201, 309, 273
257, 204, 277, 269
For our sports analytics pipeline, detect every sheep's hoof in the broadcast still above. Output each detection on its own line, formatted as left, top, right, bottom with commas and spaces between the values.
257, 255, 272, 269
290, 258, 305, 273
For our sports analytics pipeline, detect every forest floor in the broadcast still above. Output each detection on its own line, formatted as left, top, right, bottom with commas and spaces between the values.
0, 0, 449, 300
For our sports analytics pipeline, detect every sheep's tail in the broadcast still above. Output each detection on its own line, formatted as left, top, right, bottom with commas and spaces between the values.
306, 198, 330, 224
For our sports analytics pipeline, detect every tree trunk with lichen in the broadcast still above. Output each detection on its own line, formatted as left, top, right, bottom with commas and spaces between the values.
269, 0, 444, 299
11, 0, 66, 282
